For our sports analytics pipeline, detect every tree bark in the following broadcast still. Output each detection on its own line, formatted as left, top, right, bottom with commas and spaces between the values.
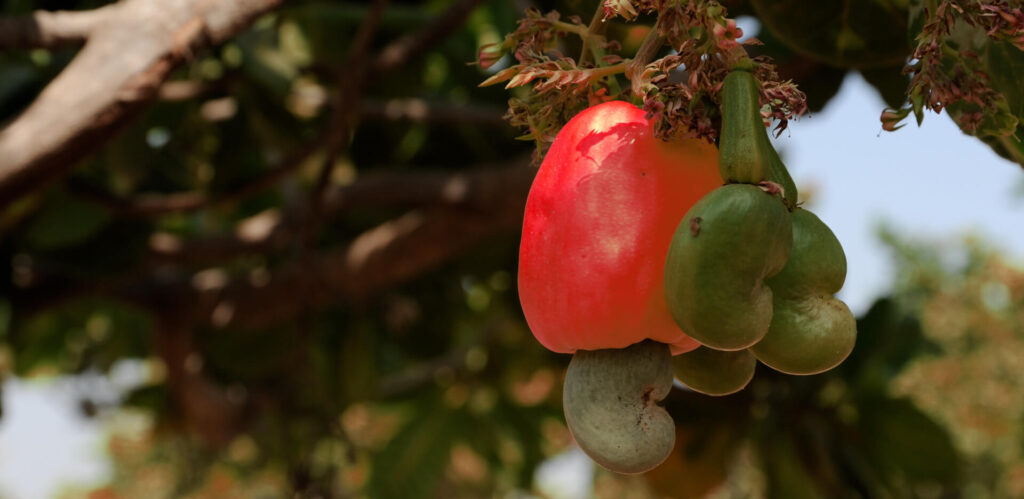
0, 0, 283, 206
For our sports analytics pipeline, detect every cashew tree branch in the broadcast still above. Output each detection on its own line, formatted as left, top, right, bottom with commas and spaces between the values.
10, 160, 536, 328
0, 0, 284, 206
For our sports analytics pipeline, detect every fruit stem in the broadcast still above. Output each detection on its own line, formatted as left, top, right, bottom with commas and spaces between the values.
718, 68, 772, 183
579, 5, 609, 66
625, 28, 665, 97
550, 20, 589, 37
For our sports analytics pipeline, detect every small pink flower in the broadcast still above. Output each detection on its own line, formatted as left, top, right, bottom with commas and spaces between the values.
713, 19, 744, 50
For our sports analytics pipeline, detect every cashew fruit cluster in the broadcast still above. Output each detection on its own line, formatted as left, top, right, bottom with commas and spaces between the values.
517, 62, 855, 475
518, 101, 720, 473
664, 62, 857, 396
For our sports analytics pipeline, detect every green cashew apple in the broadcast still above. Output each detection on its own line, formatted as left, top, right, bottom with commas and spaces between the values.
672, 347, 757, 396
718, 62, 798, 209
563, 340, 676, 474
663, 184, 792, 350
718, 61, 771, 185
751, 209, 857, 375
765, 131, 799, 208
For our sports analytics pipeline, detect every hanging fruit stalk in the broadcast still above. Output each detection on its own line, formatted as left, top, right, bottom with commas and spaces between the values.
664, 63, 793, 352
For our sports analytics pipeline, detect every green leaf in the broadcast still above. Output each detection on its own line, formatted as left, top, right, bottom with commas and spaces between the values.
986, 42, 1024, 120
759, 433, 825, 499
199, 324, 302, 382
236, 26, 299, 97
859, 397, 960, 487
749, 0, 910, 69
367, 398, 457, 497
980, 41, 1024, 165
839, 298, 934, 391
25, 190, 110, 251
122, 384, 169, 413
748, 27, 846, 113
8, 298, 152, 376
0, 63, 40, 122
860, 64, 910, 109
980, 134, 1024, 165
945, 94, 1018, 140
941, 29, 1024, 165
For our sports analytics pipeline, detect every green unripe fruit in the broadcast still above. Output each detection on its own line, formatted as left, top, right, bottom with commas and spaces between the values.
752, 209, 857, 375
672, 347, 756, 396
563, 340, 676, 474
719, 65, 798, 207
718, 67, 771, 184
664, 184, 792, 350
765, 136, 799, 208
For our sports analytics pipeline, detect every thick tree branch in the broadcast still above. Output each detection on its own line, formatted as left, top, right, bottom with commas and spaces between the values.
5, 0, 523, 335
0, 0, 283, 206
12, 161, 535, 322
0, 5, 117, 50
25, 0, 483, 220
145, 159, 533, 266
192, 202, 527, 329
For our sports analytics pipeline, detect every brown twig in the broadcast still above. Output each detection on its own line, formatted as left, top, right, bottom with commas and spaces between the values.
625, 28, 664, 97
357, 99, 506, 126
307, 0, 391, 247
370, 0, 485, 76
154, 313, 242, 448
578, 3, 610, 66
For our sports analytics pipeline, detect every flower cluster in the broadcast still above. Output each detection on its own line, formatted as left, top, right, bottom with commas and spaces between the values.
479, 0, 809, 154
979, 1, 1024, 49
886, 0, 1024, 135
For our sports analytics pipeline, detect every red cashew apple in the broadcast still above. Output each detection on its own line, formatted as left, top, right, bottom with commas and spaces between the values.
518, 100, 721, 355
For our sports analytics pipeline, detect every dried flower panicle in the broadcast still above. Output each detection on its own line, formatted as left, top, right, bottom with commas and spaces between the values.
979, 1, 1024, 49
884, 0, 1024, 135
753, 59, 808, 136
480, 0, 809, 155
